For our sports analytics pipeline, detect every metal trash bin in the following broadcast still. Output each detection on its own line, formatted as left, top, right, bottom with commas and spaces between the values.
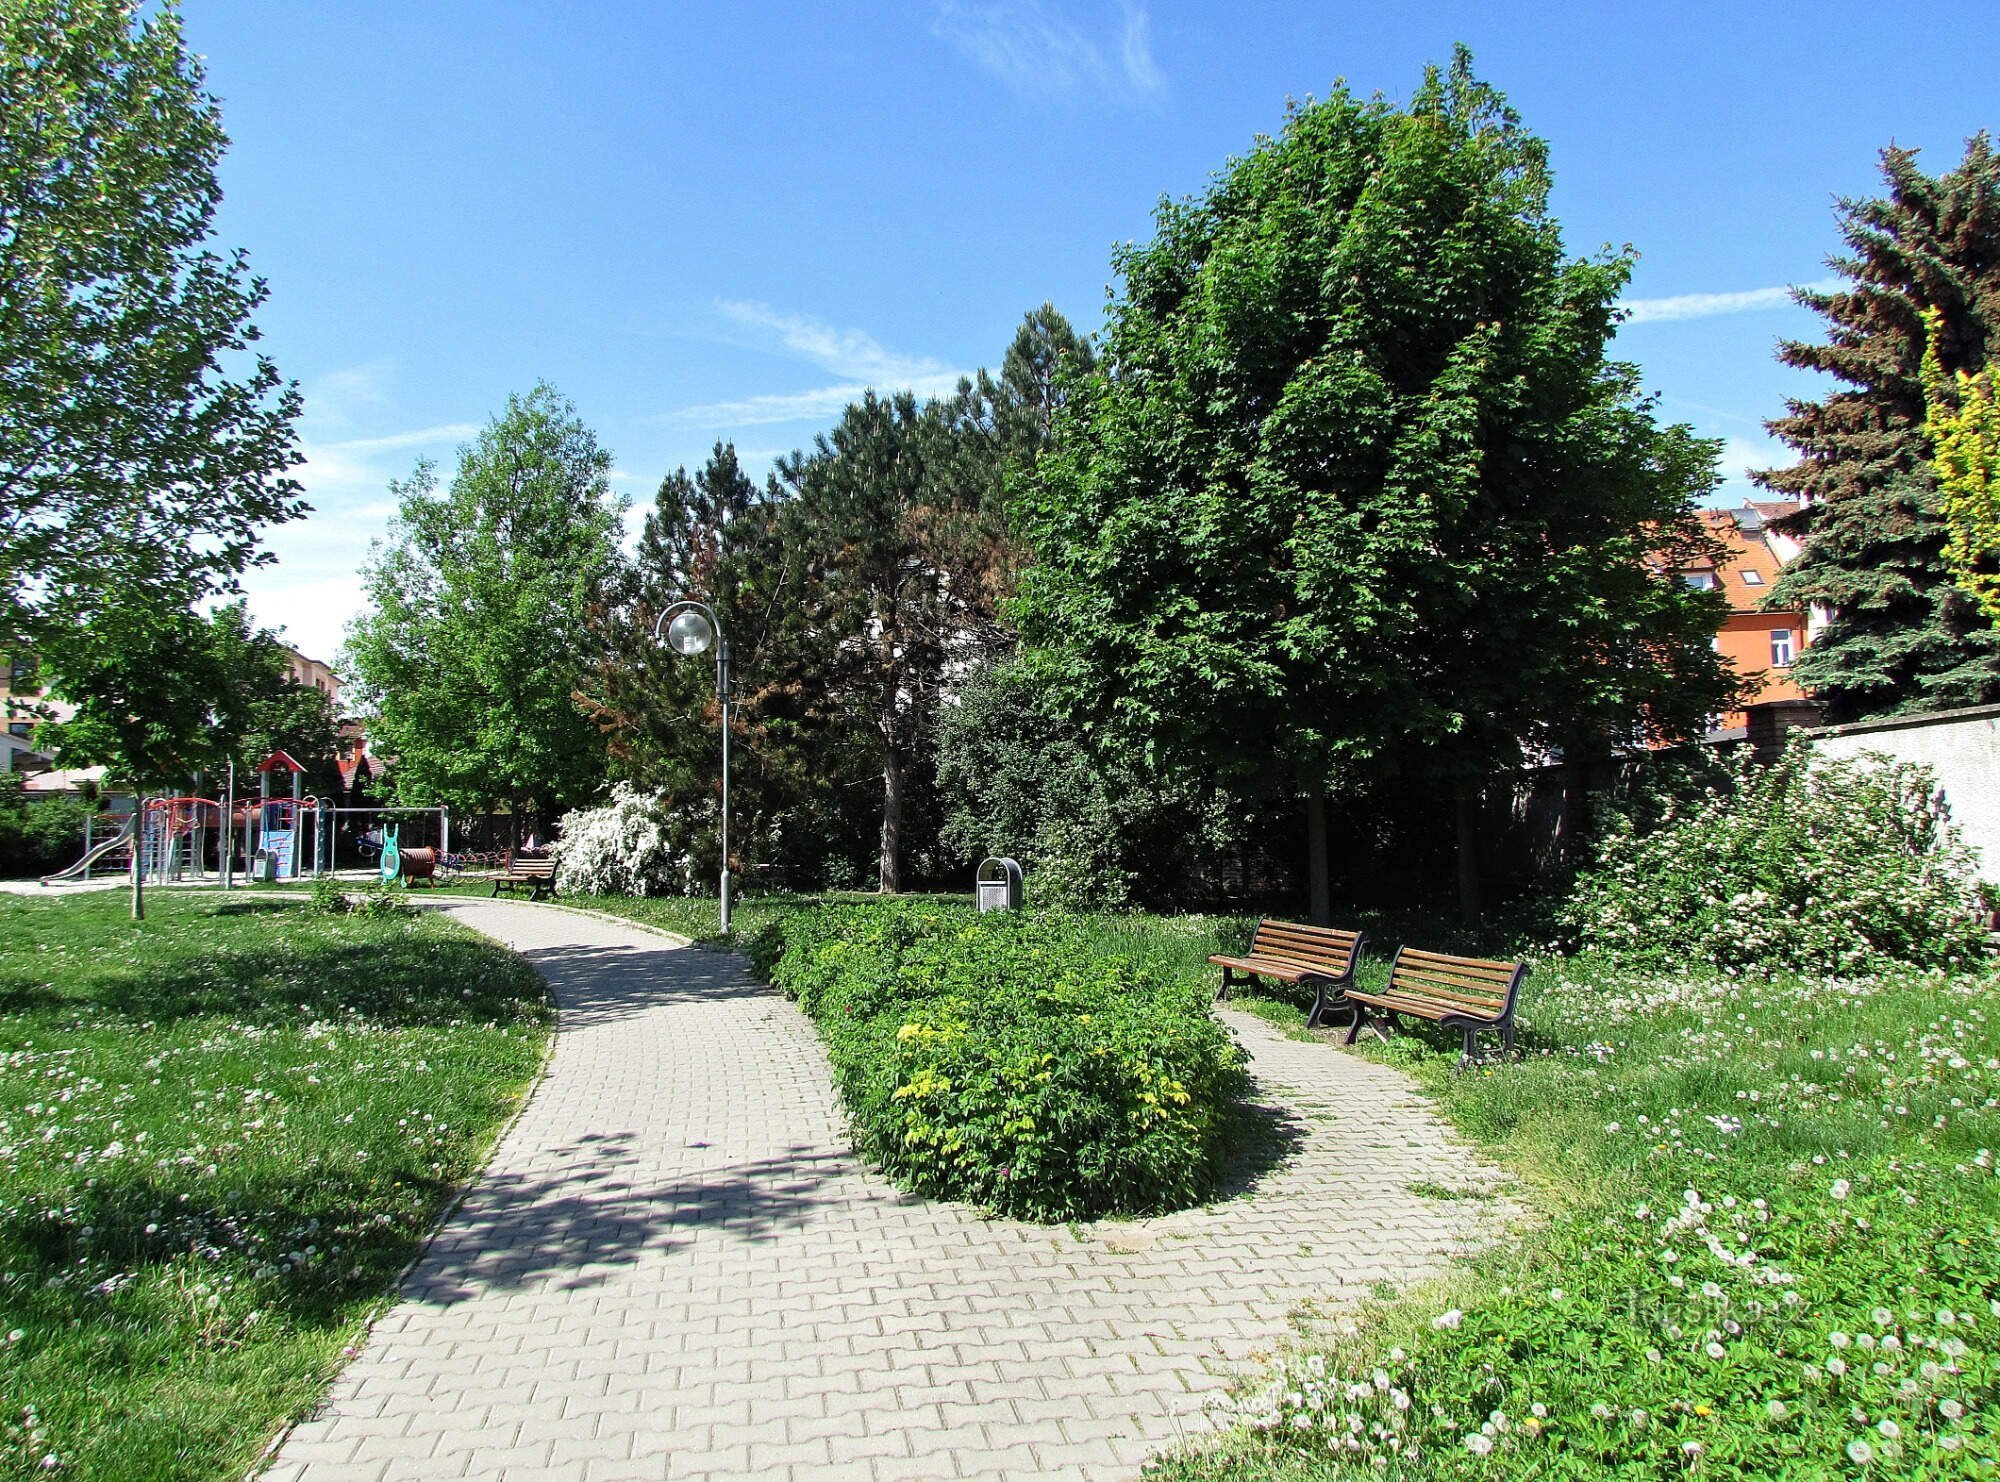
253, 848, 278, 884
976, 856, 1022, 912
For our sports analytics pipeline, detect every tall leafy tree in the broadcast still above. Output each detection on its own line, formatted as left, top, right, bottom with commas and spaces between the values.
1922, 306, 2000, 624
0, 0, 303, 645
345, 386, 624, 828
1761, 136, 2000, 720
1010, 51, 1733, 919
36, 599, 336, 790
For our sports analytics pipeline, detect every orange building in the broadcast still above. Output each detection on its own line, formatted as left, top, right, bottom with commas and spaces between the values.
1674, 501, 1811, 736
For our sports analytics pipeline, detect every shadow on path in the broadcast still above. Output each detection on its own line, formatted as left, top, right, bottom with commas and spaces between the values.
408, 1139, 858, 1304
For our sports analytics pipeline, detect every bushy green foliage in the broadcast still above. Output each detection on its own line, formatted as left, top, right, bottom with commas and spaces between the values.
304, 874, 351, 915
0, 775, 90, 879
1923, 304, 2000, 626
936, 658, 1240, 909
755, 901, 1250, 1220
1564, 746, 1987, 974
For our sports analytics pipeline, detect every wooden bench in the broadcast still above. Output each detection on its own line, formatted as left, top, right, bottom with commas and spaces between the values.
1341, 947, 1528, 1068
1210, 920, 1366, 1029
491, 853, 556, 901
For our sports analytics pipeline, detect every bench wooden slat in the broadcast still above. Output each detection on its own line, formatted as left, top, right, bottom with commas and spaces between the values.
1397, 949, 1518, 981
492, 853, 557, 900
1340, 946, 1529, 1068
1211, 919, 1366, 1029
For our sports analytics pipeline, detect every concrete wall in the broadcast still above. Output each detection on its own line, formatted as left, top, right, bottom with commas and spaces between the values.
1806, 704, 2000, 882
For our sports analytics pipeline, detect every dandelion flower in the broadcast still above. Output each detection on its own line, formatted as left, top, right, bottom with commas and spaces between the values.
1847, 1439, 1875, 1464
1432, 1308, 1464, 1331
1940, 1398, 1964, 1420
1766, 1399, 1788, 1420
1464, 1434, 1494, 1456
1830, 1178, 1852, 1200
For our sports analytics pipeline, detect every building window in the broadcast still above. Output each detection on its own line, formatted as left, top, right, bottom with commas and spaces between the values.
1740, 570, 1764, 586
7, 722, 29, 738
1683, 571, 1717, 590
1771, 629, 1796, 667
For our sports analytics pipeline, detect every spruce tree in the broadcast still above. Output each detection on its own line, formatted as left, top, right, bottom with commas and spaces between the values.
1761, 135, 2000, 720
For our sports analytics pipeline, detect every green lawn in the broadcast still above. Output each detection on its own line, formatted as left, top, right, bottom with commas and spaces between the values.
1161, 953, 2000, 1479
0, 890, 551, 1480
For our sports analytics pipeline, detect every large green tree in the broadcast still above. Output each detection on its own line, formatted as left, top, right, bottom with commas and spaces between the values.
1762, 136, 2000, 720
345, 386, 624, 828
1010, 51, 1733, 918
36, 598, 336, 790
0, 0, 302, 645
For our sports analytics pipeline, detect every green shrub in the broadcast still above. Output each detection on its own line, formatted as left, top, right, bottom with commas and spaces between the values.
306, 874, 353, 915
354, 878, 417, 919
0, 774, 92, 879
1562, 745, 1989, 975
757, 901, 1250, 1221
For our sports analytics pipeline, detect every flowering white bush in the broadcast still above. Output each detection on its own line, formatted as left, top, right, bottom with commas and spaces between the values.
1563, 744, 1989, 974
552, 784, 713, 897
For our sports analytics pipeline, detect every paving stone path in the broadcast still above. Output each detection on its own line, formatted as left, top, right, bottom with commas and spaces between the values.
267, 898, 1517, 1482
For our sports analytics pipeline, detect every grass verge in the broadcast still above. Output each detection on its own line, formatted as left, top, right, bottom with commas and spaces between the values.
1152, 953, 2000, 1479
0, 889, 551, 1480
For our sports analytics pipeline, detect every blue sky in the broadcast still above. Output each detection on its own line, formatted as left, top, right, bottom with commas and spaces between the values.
179, 0, 2000, 665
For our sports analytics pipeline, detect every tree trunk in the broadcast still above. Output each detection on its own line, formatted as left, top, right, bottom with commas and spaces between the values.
1305, 791, 1331, 926
1559, 731, 1605, 865
878, 748, 903, 894
1454, 778, 1483, 927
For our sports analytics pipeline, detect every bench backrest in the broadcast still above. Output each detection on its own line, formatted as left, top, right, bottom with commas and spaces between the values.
1249, 919, 1363, 977
506, 853, 556, 876
1387, 947, 1528, 1019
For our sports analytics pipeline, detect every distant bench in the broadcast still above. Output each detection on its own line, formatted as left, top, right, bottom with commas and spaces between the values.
1209, 919, 1365, 1029
491, 853, 556, 901
1341, 947, 1528, 1069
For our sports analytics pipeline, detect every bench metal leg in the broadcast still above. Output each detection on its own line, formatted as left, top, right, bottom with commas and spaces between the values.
1343, 1004, 1384, 1045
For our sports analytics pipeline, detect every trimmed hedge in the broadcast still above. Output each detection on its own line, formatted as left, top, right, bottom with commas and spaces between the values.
752, 901, 1250, 1222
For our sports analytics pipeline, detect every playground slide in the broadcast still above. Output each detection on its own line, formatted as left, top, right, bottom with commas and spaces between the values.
40, 816, 136, 885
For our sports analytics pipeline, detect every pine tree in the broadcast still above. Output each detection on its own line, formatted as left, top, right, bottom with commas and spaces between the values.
1761, 135, 2000, 721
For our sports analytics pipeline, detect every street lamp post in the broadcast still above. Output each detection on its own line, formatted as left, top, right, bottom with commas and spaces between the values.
652, 599, 731, 932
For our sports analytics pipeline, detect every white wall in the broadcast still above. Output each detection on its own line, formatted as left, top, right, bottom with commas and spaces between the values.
1807, 705, 2000, 882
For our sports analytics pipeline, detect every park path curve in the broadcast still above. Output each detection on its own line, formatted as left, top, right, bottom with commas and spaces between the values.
265, 898, 1516, 1482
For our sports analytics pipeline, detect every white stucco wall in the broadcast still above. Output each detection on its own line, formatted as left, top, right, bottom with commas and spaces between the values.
1806, 705, 2000, 883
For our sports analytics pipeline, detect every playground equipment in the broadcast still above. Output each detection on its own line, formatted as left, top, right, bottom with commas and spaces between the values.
239, 752, 324, 882
378, 825, 440, 886
40, 813, 136, 885
324, 804, 449, 877
138, 797, 226, 882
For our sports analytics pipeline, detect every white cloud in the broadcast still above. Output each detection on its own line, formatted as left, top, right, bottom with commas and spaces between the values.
238, 419, 479, 665
670, 376, 970, 429
932, 1, 1165, 101
300, 361, 393, 430
1623, 279, 1839, 325
667, 304, 972, 428
322, 423, 479, 454
716, 300, 956, 384
1714, 435, 1787, 500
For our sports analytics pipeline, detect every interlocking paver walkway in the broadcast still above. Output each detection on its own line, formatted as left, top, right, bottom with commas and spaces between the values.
266, 899, 1517, 1482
